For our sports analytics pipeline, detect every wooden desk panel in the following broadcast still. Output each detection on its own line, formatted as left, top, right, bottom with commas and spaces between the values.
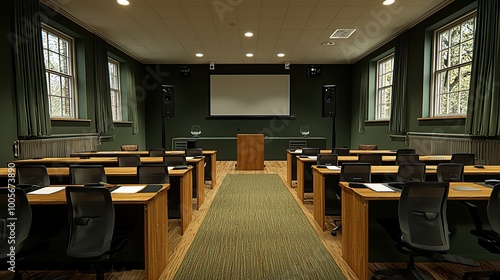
25, 184, 169, 280
339, 181, 492, 280
237, 134, 264, 170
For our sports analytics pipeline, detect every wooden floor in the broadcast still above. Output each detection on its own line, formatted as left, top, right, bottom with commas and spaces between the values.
2, 161, 499, 279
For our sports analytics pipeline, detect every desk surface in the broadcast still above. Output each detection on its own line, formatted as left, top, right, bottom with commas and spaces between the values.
11, 156, 204, 165
70, 150, 217, 157
0, 166, 193, 177
296, 154, 452, 163
288, 149, 396, 155
311, 164, 500, 175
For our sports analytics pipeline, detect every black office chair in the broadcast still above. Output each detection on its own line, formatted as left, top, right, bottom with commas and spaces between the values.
396, 162, 427, 183
185, 148, 203, 157
333, 147, 350, 156
148, 148, 165, 157
395, 154, 421, 165
117, 154, 141, 167
137, 164, 169, 184
451, 153, 475, 165
358, 154, 383, 165
16, 165, 50, 187
69, 165, 107, 185
340, 162, 371, 183
0, 188, 33, 280
301, 147, 320, 156
163, 155, 187, 167
334, 163, 371, 236
65, 187, 127, 280
396, 148, 416, 155
373, 181, 476, 280
437, 163, 464, 182
317, 153, 338, 166
463, 183, 500, 279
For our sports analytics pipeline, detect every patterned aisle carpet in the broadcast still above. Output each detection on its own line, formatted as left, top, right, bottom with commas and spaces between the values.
173, 174, 345, 280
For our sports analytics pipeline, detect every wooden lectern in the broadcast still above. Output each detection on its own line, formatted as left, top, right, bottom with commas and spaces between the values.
236, 134, 264, 170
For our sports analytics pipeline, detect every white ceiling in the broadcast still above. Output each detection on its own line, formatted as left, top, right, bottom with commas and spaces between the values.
41, 0, 452, 65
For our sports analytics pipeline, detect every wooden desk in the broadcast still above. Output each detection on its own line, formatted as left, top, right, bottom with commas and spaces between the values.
26, 184, 169, 280
0, 167, 193, 235
339, 181, 493, 280
311, 165, 500, 231
12, 157, 206, 210
69, 150, 217, 187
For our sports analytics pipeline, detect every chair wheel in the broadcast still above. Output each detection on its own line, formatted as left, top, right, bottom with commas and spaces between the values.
331, 231, 337, 236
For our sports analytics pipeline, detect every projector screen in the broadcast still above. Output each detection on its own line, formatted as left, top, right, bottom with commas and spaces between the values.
210, 74, 290, 117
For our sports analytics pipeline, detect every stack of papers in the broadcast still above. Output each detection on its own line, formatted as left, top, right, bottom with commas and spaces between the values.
326, 166, 341, 170
307, 156, 317, 160
364, 183, 395, 192
111, 186, 145, 193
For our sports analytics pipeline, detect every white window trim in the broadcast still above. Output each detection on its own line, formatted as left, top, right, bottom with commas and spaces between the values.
108, 57, 122, 122
42, 24, 77, 119
430, 11, 476, 117
375, 54, 394, 120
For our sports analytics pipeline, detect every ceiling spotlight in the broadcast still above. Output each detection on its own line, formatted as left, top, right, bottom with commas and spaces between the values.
195, 53, 204, 57
246, 53, 254, 57
244, 32, 254, 37
117, 0, 129, 5
321, 41, 335, 46
383, 0, 395, 5
277, 53, 285, 57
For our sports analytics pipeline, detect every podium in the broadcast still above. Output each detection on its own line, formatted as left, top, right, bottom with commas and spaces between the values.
236, 134, 264, 170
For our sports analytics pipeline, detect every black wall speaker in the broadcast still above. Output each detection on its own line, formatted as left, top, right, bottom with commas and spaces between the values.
161, 85, 174, 118
322, 85, 336, 117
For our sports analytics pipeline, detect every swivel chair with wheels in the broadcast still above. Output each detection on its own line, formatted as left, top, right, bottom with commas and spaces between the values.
117, 154, 141, 167
437, 163, 464, 182
69, 165, 107, 185
317, 153, 338, 166
358, 154, 383, 165
137, 164, 169, 184
16, 165, 50, 187
450, 153, 475, 165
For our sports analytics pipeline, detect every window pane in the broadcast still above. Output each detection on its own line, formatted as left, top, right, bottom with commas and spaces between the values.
439, 30, 449, 50
460, 65, 472, 90
48, 33, 58, 52
450, 26, 461, 46
48, 51, 60, 72
461, 40, 473, 63
450, 46, 460, 66
449, 68, 459, 93
375, 55, 394, 120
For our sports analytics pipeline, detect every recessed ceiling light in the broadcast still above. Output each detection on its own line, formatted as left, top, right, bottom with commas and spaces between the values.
117, 0, 129, 5
277, 53, 285, 57
244, 32, 253, 37
383, 0, 395, 5
321, 41, 335, 46
195, 53, 204, 57
330, 29, 356, 39
246, 53, 254, 57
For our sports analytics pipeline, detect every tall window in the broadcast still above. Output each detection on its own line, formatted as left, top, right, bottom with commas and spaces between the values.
108, 58, 122, 121
376, 54, 394, 120
433, 13, 476, 116
41, 25, 76, 118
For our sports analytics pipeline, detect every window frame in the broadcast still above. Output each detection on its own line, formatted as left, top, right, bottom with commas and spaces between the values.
108, 57, 122, 122
430, 11, 476, 117
41, 24, 77, 119
375, 54, 394, 121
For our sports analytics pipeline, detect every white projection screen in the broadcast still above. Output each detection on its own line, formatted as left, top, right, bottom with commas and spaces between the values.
210, 74, 290, 117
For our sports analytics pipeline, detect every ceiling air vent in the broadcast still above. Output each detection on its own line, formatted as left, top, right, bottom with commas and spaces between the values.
329, 29, 356, 39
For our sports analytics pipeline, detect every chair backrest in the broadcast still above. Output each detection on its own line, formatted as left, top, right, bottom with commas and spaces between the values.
487, 184, 500, 234
0, 188, 32, 256
137, 164, 169, 184
450, 153, 475, 165
69, 165, 107, 185
317, 154, 338, 166
148, 148, 165, 157
436, 163, 464, 182
396, 149, 416, 155
399, 181, 449, 251
185, 148, 203, 157
333, 148, 350, 156
163, 155, 187, 166
301, 147, 320, 156
65, 187, 114, 258
120, 144, 138, 151
395, 154, 420, 165
117, 155, 141, 167
397, 162, 426, 182
16, 165, 50, 187
340, 163, 371, 182
358, 154, 383, 165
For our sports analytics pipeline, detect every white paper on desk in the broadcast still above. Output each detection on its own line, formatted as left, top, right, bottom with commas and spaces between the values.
293, 149, 302, 154
307, 156, 317, 160
167, 166, 174, 171
364, 183, 395, 192
29, 186, 65, 195
111, 186, 145, 193
326, 165, 341, 170
185, 156, 194, 160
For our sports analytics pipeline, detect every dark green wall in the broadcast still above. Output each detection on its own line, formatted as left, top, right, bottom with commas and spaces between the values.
350, 0, 476, 150
144, 64, 352, 152
0, 0, 147, 165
